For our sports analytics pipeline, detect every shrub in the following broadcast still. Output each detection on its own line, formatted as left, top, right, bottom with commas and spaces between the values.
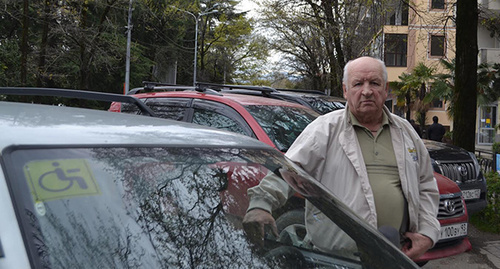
471, 171, 500, 233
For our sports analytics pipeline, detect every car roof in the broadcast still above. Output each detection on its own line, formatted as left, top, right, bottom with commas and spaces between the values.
132, 91, 313, 108
0, 101, 273, 150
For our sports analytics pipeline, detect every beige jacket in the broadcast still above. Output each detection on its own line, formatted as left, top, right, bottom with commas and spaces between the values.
247, 106, 440, 253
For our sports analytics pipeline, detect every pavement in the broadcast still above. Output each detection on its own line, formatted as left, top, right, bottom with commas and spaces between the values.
425, 223, 500, 268
481, 241, 500, 268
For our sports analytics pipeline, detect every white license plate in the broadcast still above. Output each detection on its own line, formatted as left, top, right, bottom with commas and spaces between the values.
462, 189, 481, 200
439, 223, 467, 240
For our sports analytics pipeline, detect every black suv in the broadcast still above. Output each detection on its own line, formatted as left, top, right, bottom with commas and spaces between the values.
423, 140, 487, 214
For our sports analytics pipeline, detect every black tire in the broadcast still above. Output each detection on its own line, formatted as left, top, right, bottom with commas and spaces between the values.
275, 208, 306, 246
416, 261, 428, 267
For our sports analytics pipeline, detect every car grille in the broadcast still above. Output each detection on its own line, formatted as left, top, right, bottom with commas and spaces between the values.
437, 161, 477, 183
438, 193, 465, 219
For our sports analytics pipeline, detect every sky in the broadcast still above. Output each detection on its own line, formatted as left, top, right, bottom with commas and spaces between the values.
235, 0, 259, 18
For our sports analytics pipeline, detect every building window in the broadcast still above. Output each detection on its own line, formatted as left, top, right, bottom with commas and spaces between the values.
431, 0, 445, 10
384, 34, 407, 67
387, 3, 409, 26
430, 98, 444, 109
430, 35, 445, 57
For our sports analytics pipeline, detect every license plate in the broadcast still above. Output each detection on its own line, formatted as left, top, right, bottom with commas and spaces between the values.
439, 223, 467, 240
462, 189, 481, 200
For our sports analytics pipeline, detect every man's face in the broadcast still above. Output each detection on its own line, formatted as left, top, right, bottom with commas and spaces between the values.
343, 58, 389, 120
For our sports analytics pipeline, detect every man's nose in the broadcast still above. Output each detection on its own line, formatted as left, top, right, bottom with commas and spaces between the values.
361, 83, 373, 95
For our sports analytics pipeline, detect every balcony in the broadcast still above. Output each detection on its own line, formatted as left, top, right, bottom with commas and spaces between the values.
479, 0, 500, 11
478, 48, 500, 64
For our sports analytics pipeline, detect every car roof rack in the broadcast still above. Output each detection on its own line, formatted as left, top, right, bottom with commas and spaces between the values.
0, 87, 157, 117
196, 82, 278, 94
276, 88, 327, 96
128, 82, 197, 95
129, 81, 223, 96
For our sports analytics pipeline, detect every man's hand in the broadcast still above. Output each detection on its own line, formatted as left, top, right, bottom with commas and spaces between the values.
401, 232, 433, 260
242, 209, 278, 247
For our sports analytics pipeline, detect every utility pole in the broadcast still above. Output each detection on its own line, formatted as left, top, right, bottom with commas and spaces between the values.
171, 5, 219, 86
124, 0, 133, 94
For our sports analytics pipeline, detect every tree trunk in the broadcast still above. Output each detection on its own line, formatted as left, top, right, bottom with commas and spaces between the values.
20, 0, 29, 85
37, 0, 51, 87
453, 1, 478, 152
405, 93, 411, 120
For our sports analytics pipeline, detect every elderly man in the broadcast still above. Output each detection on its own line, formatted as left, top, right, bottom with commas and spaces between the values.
242, 56, 440, 260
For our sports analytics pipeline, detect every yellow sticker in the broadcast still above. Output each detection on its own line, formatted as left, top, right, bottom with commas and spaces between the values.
24, 159, 100, 201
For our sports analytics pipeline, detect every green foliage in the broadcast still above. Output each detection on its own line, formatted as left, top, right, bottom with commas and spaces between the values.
479, 13, 500, 39
0, 39, 21, 87
0, 0, 264, 99
470, 171, 500, 233
430, 59, 500, 121
492, 142, 500, 154
390, 63, 435, 126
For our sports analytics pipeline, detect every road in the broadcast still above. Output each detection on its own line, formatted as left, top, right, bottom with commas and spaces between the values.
425, 224, 500, 268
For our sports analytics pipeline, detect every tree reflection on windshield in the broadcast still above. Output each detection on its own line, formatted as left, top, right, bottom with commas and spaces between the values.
11, 147, 285, 268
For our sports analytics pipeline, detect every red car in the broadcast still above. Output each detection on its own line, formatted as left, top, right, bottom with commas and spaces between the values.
110, 87, 471, 263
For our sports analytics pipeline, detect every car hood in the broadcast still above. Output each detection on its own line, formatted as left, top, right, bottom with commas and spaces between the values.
423, 139, 472, 162
434, 172, 461, 194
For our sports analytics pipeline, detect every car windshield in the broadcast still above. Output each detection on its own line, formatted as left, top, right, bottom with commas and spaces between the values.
4, 145, 416, 268
244, 105, 319, 152
301, 96, 345, 115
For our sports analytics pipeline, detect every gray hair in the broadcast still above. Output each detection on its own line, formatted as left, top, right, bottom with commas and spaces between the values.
342, 57, 388, 87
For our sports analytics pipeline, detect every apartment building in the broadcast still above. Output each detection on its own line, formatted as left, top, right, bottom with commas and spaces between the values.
477, 0, 500, 145
370, 0, 500, 144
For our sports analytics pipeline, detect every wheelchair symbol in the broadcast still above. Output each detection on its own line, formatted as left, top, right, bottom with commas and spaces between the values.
38, 162, 88, 192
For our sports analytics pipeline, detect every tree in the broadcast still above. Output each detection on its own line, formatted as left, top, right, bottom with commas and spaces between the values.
427, 59, 500, 122
453, 0, 478, 152
259, 0, 384, 95
390, 63, 436, 130
199, 6, 269, 83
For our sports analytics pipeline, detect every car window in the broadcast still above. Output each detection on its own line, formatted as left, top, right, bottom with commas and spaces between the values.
143, 98, 192, 121
301, 96, 345, 115
121, 98, 191, 121
3, 146, 404, 268
192, 99, 253, 137
245, 105, 319, 152
193, 108, 248, 135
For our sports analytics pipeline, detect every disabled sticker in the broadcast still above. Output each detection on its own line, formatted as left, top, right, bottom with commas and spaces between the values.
24, 159, 100, 201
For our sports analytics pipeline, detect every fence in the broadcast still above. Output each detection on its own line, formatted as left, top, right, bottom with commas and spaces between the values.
476, 149, 495, 174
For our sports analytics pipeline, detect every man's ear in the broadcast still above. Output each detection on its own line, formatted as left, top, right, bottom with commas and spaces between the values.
343, 84, 347, 99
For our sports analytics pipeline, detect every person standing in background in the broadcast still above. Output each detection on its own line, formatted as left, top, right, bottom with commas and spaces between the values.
427, 116, 446, 142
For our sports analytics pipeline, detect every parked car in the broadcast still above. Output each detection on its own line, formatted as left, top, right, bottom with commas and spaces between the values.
423, 139, 487, 215
0, 90, 420, 268
195, 82, 346, 115
110, 88, 321, 153
111, 86, 472, 264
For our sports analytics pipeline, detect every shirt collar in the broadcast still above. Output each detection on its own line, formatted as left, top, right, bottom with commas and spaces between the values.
349, 110, 389, 129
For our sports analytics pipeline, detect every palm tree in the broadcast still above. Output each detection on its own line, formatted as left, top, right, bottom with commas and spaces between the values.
390, 63, 436, 130
427, 59, 500, 120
